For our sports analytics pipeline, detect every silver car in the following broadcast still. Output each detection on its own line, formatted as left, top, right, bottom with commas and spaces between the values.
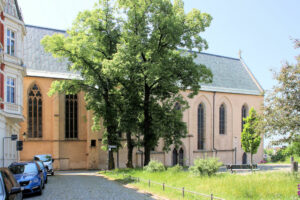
34, 154, 55, 176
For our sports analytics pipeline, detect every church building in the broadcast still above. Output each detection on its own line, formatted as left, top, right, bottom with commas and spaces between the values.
19, 25, 264, 170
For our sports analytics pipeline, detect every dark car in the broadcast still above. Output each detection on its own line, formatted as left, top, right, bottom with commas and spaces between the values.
8, 162, 44, 196
34, 161, 47, 184
0, 168, 22, 200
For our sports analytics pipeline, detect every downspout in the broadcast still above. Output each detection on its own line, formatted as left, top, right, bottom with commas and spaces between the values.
212, 92, 217, 155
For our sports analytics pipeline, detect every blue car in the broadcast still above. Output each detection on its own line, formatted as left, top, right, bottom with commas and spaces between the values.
35, 161, 47, 184
8, 162, 44, 196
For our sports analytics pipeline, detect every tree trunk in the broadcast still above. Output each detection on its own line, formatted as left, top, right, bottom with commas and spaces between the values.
250, 153, 253, 171
126, 131, 134, 168
143, 84, 152, 166
108, 150, 115, 170
144, 145, 151, 166
104, 90, 116, 170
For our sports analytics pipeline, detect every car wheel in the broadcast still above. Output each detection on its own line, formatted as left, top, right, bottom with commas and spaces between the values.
51, 171, 54, 176
42, 180, 45, 189
38, 185, 43, 195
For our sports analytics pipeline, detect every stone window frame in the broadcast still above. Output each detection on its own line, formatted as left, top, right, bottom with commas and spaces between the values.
6, 76, 15, 103
219, 103, 226, 135
197, 103, 205, 150
28, 84, 42, 138
65, 94, 78, 139
241, 104, 248, 132
6, 29, 15, 56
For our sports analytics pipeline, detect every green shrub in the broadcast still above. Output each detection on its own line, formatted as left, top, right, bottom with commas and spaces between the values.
168, 164, 183, 172
189, 157, 222, 176
144, 160, 165, 172
271, 148, 286, 162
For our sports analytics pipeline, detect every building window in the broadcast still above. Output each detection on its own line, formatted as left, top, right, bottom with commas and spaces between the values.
174, 102, 181, 110
6, 77, 15, 103
91, 140, 96, 147
197, 103, 205, 149
219, 104, 226, 135
7, 29, 15, 56
28, 84, 42, 138
65, 94, 78, 139
241, 105, 248, 131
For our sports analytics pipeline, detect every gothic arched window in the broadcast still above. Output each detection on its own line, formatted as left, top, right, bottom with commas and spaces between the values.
219, 104, 226, 135
198, 103, 205, 149
65, 94, 78, 139
241, 105, 248, 132
28, 84, 42, 138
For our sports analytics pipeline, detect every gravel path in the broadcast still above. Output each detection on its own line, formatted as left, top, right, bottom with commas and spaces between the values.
24, 171, 157, 200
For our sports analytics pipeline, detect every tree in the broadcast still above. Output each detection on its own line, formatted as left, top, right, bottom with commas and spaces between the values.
241, 107, 262, 166
42, 0, 213, 168
112, 0, 213, 165
264, 40, 300, 145
42, 0, 121, 170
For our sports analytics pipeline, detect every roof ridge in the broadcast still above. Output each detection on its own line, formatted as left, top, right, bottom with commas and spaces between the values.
25, 24, 66, 33
188, 50, 240, 61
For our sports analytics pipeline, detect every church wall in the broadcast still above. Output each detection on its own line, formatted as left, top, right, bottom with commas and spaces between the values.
19, 76, 90, 169
19, 76, 264, 169
178, 90, 264, 166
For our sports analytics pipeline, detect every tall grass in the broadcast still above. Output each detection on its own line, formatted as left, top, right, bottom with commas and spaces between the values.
100, 169, 299, 200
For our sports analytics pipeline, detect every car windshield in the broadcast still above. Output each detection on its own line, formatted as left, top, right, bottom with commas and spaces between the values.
9, 163, 37, 174
35, 155, 52, 162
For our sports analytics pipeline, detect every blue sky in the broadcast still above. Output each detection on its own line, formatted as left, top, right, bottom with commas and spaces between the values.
18, 0, 300, 91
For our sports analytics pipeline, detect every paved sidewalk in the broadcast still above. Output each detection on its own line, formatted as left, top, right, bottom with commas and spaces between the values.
24, 171, 157, 200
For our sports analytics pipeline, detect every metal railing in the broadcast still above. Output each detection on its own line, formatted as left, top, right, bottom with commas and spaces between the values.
119, 173, 225, 200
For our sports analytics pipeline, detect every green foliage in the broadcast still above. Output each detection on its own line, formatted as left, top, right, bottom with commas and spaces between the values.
143, 160, 166, 172
241, 107, 262, 164
42, 0, 213, 167
264, 40, 300, 145
113, 0, 213, 165
284, 137, 300, 157
189, 157, 222, 176
42, 0, 122, 169
167, 164, 183, 172
270, 148, 286, 162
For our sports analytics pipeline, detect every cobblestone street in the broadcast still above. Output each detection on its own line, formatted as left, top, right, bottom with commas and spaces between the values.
24, 171, 156, 200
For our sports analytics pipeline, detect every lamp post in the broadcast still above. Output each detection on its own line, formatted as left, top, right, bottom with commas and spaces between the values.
22, 132, 27, 141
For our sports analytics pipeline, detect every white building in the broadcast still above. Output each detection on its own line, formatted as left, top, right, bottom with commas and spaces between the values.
0, 0, 26, 167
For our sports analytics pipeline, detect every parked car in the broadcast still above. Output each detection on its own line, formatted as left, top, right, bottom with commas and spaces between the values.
8, 162, 44, 196
34, 154, 54, 176
0, 168, 22, 200
34, 161, 47, 184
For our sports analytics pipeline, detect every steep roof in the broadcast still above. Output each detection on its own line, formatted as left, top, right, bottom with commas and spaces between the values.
194, 52, 263, 95
23, 25, 79, 79
4, 0, 23, 21
23, 25, 263, 95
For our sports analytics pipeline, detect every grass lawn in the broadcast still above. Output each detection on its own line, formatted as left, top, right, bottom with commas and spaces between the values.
100, 169, 299, 200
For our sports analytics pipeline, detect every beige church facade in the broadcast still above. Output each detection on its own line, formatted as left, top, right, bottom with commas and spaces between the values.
19, 25, 264, 170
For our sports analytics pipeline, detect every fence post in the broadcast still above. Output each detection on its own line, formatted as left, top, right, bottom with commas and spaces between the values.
211, 194, 214, 200
182, 187, 184, 198
163, 183, 165, 191
148, 179, 150, 187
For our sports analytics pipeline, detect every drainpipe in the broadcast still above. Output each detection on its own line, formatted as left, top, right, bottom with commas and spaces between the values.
212, 92, 217, 155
